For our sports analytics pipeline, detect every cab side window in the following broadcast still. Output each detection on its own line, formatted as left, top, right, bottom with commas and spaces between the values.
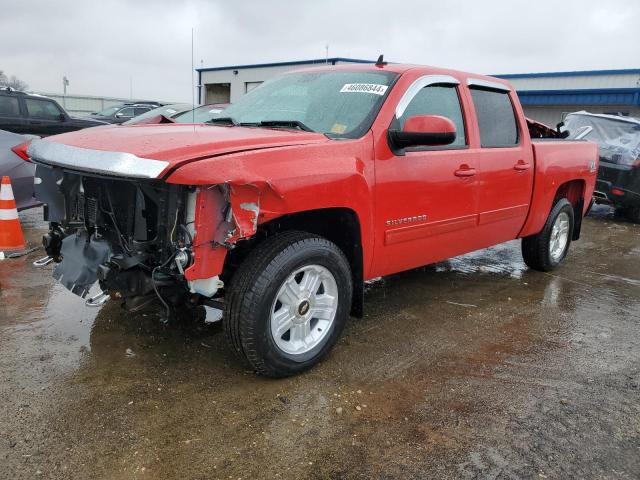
470, 88, 519, 147
117, 107, 136, 118
0, 96, 20, 116
25, 98, 64, 120
397, 85, 467, 147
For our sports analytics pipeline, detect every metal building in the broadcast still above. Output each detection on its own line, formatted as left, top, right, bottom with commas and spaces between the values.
197, 59, 640, 127
496, 69, 640, 126
197, 57, 377, 104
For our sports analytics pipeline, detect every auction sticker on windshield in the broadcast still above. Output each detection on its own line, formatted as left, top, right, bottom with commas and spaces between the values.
340, 83, 388, 95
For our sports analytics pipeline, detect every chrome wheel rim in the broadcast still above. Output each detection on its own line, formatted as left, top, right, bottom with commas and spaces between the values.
549, 212, 570, 262
270, 264, 338, 355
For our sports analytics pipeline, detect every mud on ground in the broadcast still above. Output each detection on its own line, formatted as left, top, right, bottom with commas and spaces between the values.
1, 205, 639, 479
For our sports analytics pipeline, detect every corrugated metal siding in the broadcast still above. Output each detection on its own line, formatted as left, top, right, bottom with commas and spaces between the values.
503, 73, 640, 90
518, 88, 640, 106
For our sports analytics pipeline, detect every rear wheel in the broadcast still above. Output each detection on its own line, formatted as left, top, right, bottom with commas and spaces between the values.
522, 198, 574, 272
224, 231, 352, 377
623, 206, 640, 224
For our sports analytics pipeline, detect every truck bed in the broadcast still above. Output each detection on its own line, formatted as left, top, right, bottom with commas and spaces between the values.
519, 139, 598, 237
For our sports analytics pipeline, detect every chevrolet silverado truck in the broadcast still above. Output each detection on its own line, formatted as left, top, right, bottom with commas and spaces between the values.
13, 62, 598, 377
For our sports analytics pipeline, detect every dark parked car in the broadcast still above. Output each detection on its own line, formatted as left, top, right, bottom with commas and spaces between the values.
564, 111, 640, 223
123, 103, 193, 125
0, 129, 38, 210
0, 88, 107, 137
88, 103, 161, 124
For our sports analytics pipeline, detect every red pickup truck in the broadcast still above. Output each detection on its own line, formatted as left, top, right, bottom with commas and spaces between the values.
17, 62, 598, 376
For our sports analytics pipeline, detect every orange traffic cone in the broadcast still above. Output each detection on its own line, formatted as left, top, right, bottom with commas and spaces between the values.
0, 176, 26, 253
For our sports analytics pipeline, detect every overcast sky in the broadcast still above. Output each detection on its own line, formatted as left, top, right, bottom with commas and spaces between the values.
1, 0, 638, 102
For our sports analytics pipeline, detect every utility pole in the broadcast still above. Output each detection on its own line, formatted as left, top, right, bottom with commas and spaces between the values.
62, 76, 69, 108
191, 27, 195, 122
325, 44, 329, 64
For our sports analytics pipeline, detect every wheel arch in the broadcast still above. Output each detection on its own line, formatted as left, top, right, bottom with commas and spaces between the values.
553, 179, 586, 240
223, 207, 365, 318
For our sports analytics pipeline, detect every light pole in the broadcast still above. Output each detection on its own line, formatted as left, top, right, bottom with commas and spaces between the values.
62, 76, 69, 108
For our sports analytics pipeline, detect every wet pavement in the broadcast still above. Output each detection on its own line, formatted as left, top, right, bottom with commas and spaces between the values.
1, 205, 639, 479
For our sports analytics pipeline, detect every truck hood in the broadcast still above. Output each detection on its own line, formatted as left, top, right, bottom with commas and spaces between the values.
26, 123, 328, 179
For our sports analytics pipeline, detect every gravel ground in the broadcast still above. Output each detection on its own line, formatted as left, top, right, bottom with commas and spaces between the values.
1, 205, 639, 479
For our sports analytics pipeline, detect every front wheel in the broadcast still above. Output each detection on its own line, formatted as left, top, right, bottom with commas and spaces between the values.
224, 231, 352, 377
522, 198, 575, 272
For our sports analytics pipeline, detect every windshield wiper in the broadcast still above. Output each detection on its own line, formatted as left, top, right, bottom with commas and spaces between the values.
239, 120, 315, 132
206, 116, 238, 126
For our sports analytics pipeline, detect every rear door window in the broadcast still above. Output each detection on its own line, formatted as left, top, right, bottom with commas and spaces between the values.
25, 98, 64, 120
0, 96, 20, 116
134, 107, 151, 116
470, 88, 519, 147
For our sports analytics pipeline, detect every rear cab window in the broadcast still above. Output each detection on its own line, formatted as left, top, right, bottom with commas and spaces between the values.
469, 87, 519, 147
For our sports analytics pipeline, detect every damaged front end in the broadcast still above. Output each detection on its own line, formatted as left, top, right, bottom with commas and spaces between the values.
26, 141, 257, 319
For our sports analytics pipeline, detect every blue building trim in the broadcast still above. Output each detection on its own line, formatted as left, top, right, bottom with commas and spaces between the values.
495, 68, 640, 79
197, 57, 375, 73
516, 88, 640, 106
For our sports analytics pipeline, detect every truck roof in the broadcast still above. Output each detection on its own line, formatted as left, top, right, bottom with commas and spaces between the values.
288, 62, 513, 90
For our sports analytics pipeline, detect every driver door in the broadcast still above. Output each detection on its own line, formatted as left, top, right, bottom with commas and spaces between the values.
372, 79, 480, 277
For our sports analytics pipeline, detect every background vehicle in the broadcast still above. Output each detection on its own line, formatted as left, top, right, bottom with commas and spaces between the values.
563, 111, 640, 223
0, 88, 107, 137
21, 63, 597, 377
0, 129, 38, 210
88, 102, 162, 124
123, 103, 193, 125
172, 103, 229, 123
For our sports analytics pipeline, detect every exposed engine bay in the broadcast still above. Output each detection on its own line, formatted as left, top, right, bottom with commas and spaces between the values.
34, 163, 222, 317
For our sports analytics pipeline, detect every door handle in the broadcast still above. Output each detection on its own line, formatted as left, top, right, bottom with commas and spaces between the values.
514, 160, 531, 171
454, 165, 477, 177
29, 121, 42, 125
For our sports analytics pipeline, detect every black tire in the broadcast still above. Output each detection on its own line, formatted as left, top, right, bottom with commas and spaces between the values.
624, 206, 640, 224
522, 198, 575, 272
223, 231, 352, 377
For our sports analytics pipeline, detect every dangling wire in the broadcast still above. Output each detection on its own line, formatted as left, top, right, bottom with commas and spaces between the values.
151, 252, 177, 322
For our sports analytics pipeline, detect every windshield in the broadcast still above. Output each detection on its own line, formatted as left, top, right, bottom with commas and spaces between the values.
565, 113, 640, 166
173, 104, 227, 123
123, 103, 192, 125
94, 106, 121, 117
209, 70, 398, 138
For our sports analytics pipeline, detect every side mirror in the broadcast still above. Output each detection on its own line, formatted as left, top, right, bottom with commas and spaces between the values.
58, 113, 66, 122
389, 115, 456, 149
556, 121, 570, 139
